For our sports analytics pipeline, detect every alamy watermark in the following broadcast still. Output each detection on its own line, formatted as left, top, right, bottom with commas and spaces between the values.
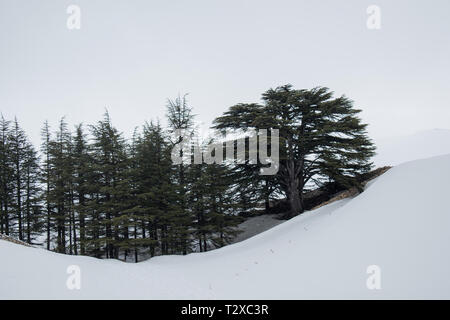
366, 5, 381, 30
66, 265, 81, 290
171, 129, 279, 175
366, 265, 381, 290
67, 5, 81, 30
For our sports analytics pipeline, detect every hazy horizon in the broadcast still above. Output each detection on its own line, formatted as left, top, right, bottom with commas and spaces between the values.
1, 0, 450, 147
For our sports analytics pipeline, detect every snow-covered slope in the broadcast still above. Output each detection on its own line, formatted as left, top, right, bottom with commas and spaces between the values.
374, 129, 450, 167
1, 154, 450, 299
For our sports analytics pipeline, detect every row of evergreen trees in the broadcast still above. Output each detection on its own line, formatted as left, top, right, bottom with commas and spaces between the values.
0, 85, 376, 261
0, 96, 243, 262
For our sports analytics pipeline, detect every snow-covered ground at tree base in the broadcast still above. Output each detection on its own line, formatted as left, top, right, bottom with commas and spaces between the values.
1, 152, 450, 299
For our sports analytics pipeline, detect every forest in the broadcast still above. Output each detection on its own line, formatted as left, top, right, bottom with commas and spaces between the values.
0, 85, 375, 262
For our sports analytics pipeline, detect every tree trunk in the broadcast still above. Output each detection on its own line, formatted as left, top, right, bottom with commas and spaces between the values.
0, 204, 3, 234
46, 178, 50, 250
287, 178, 303, 218
72, 209, 77, 255
69, 211, 73, 255
26, 174, 31, 244
134, 222, 138, 263
46, 205, 50, 250
285, 157, 304, 218
203, 235, 207, 252
79, 194, 85, 255
4, 201, 9, 235
16, 163, 22, 241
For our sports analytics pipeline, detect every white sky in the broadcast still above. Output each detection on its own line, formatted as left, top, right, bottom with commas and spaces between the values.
1, 0, 449, 147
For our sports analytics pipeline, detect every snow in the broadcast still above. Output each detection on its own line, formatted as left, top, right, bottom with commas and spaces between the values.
1, 153, 450, 299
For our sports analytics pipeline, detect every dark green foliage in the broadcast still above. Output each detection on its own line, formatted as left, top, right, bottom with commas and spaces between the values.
213, 85, 376, 217
188, 160, 242, 251
0, 85, 375, 259
0, 116, 14, 236
0, 101, 242, 261
0, 116, 41, 243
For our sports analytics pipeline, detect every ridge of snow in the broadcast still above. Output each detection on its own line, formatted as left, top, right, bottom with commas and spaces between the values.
1, 153, 450, 299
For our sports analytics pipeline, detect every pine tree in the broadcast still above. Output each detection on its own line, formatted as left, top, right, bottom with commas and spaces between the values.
9, 118, 28, 240
72, 124, 91, 255
1, 118, 41, 242
213, 85, 376, 217
22, 142, 41, 244
203, 163, 241, 249
186, 136, 241, 252
166, 94, 195, 255
40, 120, 53, 250
0, 116, 14, 235
47, 118, 73, 253
132, 122, 184, 258
89, 112, 129, 259
2, 87, 371, 257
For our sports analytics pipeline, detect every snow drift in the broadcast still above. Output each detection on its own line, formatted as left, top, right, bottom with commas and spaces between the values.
1, 154, 450, 299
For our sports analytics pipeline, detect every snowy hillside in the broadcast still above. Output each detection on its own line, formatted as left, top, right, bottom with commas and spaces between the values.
1, 154, 450, 299
374, 129, 450, 167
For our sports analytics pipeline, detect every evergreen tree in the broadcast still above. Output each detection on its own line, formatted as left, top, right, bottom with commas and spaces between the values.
187, 137, 241, 252
166, 94, 195, 255
10, 118, 28, 240
40, 120, 53, 250
213, 85, 376, 217
22, 142, 41, 244
0, 116, 14, 235
1, 117, 41, 243
204, 163, 241, 249
0, 87, 371, 258
89, 112, 129, 259
47, 118, 73, 253
132, 122, 185, 258
72, 124, 91, 255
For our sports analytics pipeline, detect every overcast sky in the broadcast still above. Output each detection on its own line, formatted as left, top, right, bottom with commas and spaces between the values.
1, 0, 449, 147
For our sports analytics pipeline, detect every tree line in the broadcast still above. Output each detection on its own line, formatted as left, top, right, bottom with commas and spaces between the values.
0, 85, 376, 261
0, 96, 242, 261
